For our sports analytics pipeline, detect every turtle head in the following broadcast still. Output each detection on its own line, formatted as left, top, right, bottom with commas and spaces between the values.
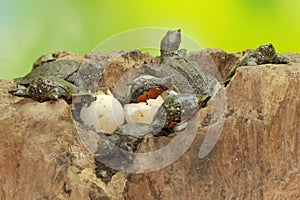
256, 44, 276, 60
160, 29, 182, 57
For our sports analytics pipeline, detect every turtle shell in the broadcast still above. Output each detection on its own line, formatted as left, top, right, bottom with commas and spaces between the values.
15, 60, 80, 85
128, 75, 174, 103
144, 55, 220, 96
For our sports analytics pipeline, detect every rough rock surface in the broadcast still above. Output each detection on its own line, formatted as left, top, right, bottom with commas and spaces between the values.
86, 50, 154, 98
0, 50, 299, 200
187, 49, 242, 81
125, 62, 300, 200
0, 80, 127, 200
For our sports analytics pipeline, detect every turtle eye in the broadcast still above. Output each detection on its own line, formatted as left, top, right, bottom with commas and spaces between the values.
52, 53, 59, 58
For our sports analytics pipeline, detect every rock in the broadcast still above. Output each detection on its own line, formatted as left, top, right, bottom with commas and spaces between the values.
187, 49, 246, 81
1, 49, 300, 200
124, 63, 300, 199
0, 80, 126, 200
96, 51, 154, 99
32, 50, 84, 69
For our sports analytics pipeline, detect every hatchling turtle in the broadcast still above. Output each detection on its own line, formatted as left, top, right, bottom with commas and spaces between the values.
107, 29, 219, 150
9, 76, 91, 103
151, 93, 210, 135
224, 43, 290, 85
144, 29, 221, 96
9, 59, 103, 102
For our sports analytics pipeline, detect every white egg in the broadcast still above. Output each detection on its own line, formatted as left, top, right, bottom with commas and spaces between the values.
80, 94, 124, 134
124, 96, 164, 124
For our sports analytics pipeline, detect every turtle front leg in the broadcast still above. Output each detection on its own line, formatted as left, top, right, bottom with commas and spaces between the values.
8, 86, 29, 97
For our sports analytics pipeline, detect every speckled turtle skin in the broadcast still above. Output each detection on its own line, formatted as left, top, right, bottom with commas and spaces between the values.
144, 55, 220, 96
9, 76, 87, 102
107, 123, 154, 152
240, 43, 290, 66
151, 93, 210, 136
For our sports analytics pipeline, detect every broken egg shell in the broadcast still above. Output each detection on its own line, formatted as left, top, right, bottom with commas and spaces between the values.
80, 94, 124, 134
124, 96, 164, 124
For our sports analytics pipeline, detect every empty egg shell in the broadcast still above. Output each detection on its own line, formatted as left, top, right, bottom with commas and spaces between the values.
80, 94, 124, 134
124, 96, 164, 124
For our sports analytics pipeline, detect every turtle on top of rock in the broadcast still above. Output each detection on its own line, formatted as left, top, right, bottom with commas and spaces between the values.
104, 29, 218, 151
9, 56, 103, 102
224, 43, 290, 85
11, 29, 291, 155
9, 60, 88, 102
144, 29, 221, 97
8, 29, 217, 154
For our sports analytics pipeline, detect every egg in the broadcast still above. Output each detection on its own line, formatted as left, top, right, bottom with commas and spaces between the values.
80, 94, 124, 134
124, 96, 164, 124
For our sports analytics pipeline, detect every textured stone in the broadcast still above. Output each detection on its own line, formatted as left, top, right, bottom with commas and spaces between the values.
124, 63, 300, 200
1, 50, 299, 200
0, 80, 126, 200
187, 49, 246, 81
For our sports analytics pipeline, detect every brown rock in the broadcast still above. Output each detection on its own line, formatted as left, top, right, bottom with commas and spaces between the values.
0, 80, 126, 200
32, 51, 85, 69
124, 63, 300, 200
94, 50, 154, 98
283, 52, 300, 63
82, 50, 155, 98
1, 50, 299, 200
187, 49, 248, 81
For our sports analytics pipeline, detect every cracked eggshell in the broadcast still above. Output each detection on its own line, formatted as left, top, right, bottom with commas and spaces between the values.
80, 94, 124, 134
124, 96, 164, 124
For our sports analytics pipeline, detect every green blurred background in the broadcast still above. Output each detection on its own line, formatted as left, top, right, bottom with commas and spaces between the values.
1, 0, 300, 80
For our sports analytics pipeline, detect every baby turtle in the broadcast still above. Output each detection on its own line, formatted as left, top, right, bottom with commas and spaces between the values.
224, 43, 290, 85
108, 123, 154, 152
151, 93, 210, 135
14, 60, 80, 85
10, 60, 82, 102
144, 29, 221, 97
10, 58, 103, 102
9, 76, 91, 103
107, 29, 218, 149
